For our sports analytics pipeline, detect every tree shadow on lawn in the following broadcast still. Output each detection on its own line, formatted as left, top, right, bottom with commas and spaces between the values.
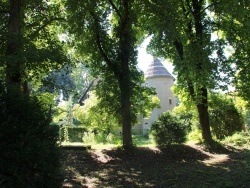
62, 144, 250, 188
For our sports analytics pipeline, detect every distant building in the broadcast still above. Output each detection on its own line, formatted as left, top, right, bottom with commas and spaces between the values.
134, 58, 176, 135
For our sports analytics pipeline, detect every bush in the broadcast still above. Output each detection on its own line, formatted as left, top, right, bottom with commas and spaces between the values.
187, 129, 203, 143
59, 126, 87, 143
0, 87, 62, 187
149, 111, 188, 146
82, 131, 122, 145
222, 132, 250, 146
132, 135, 153, 146
209, 94, 244, 140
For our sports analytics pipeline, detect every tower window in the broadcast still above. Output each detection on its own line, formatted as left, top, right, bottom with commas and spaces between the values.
169, 99, 172, 105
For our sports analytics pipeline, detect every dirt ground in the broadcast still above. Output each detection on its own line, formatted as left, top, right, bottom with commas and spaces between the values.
61, 143, 250, 188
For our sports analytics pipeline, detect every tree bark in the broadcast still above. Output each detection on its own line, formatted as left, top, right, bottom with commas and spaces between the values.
6, 0, 22, 92
119, 0, 133, 149
92, 0, 134, 148
192, 0, 214, 145
197, 88, 213, 145
119, 77, 133, 149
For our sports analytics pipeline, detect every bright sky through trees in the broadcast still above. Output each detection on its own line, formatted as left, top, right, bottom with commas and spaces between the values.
137, 39, 174, 75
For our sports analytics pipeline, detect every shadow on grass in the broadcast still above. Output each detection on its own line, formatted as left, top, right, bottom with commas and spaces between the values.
62, 144, 250, 188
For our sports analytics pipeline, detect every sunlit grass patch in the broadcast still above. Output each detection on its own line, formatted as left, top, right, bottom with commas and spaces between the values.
222, 132, 250, 147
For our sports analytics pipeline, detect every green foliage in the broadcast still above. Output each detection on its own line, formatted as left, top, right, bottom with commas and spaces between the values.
35, 92, 55, 107
150, 111, 188, 146
39, 65, 76, 100
245, 111, 250, 132
234, 96, 250, 132
71, 63, 94, 102
173, 101, 200, 136
213, 1, 250, 101
53, 97, 76, 127
60, 126, 69, 142
187, 129, 203, 143
35, 92, 56, 120
173, 93, 246, 142
82, 131, 122, 145
146, 0, 232, 97
173, 97, 205, 143
222, 132, 250, 147
1, 0, 69, 92
143, 0, 234, 145
73, 92, 120, 131
82, 131, 97, 145
38, 63, 92, 102
209, 93, 244, 140
95, 79, 159, 125
0, 85, 62, 187
60, 126, 87, 143
132, 135, 153, 146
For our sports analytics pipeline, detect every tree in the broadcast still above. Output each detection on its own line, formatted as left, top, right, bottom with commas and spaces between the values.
0, 81, 62, 187
1, 0, 68, 95
71, 63, 94, 102
4, 0, 22, 92
212, 0, 250, 102
39, 65, 75, 100
209, 93, 244, 140
144, 0, 232, 146
0, 1, 69, 186
73, 91, 119, 133
64, 0, 155, 149
74, 88, 159, 134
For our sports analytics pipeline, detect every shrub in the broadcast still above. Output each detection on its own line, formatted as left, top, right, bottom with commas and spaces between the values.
59, 126, 87, 143
187, 129, 203, 143
222, 132, 250, 146
209, 94, 244, 140
149, 111, 188, 146
0, 86, 62, 187
82, 131, 97, 144
82, 131, 122, 145
132, 135, 153, 146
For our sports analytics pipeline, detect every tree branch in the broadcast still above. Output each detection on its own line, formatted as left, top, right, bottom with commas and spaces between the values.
181, 0, 191, 18
89, 10, 121, 77
108, 0, 121, 18
186, 0, 194, 14
95, 29, 121, 77
173, 39, 184, 60
201, 3, 215, 13
202, 20, 217, 28
29, 17, 66, 39
198, 0, 204, 7
188, 82, 196, 101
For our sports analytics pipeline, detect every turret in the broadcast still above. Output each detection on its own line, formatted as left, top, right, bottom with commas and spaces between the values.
143, 58, 176, 133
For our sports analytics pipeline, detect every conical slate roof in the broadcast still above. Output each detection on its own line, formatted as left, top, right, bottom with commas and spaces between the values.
145, 58, 173, 78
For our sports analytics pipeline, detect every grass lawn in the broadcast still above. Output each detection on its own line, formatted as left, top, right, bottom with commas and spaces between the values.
61, 143, 250, 188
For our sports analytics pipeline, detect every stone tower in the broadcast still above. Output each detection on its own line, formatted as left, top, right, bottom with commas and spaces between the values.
141, 58, 176, 134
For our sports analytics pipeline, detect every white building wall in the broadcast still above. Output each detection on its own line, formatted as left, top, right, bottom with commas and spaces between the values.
142, 76, 176, 134
133, 58, 176, 135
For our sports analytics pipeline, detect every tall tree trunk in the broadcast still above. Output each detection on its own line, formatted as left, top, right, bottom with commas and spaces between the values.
197, 88, 213, 145
119, 76, 133, 149
119, 0, 133, 149
6, 0, 22, 92
192, 0, 214, 146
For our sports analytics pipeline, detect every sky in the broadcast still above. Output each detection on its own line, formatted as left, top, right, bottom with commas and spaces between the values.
137, 38, 175, 76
